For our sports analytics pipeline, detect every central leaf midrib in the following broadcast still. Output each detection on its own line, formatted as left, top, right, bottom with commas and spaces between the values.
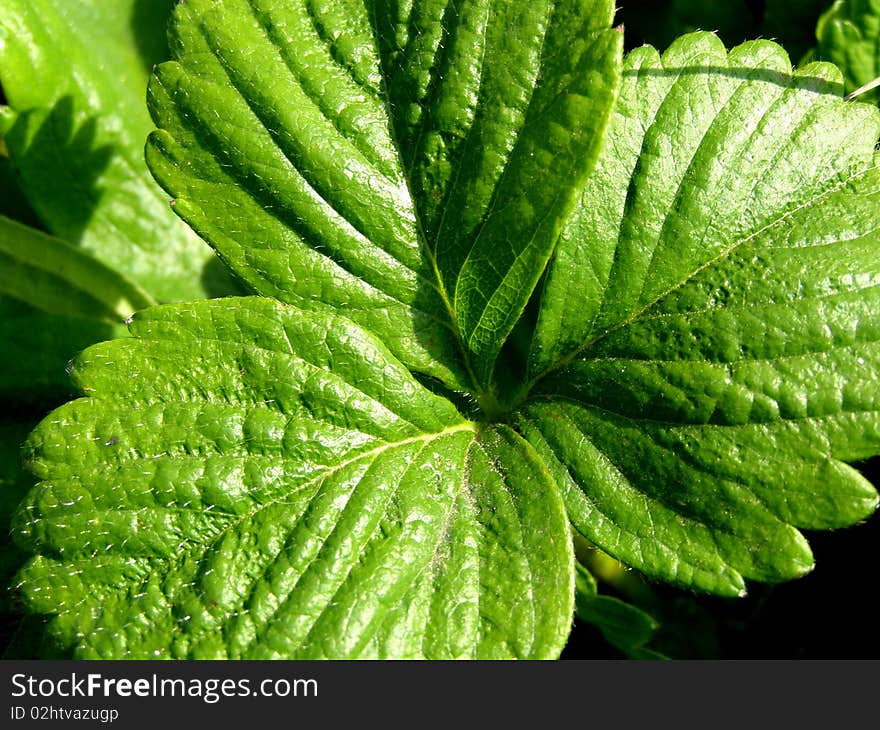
631, 64, 793, 307
602, 278, 880, 328
362, 1, 491, 405
288, 433, 480, 659
428, 2, 498, 260
111, 421, 478, 653
366, 0, 565, 410
575, 325, 880, 367
529, 389, 880, 430
402, 0, 466, 172
411, 430, 486, 659
243, 437, 436, 656
480, 428, 539, 657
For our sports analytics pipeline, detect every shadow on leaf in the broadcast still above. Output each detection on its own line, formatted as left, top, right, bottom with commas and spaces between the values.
3, 96, 114, 245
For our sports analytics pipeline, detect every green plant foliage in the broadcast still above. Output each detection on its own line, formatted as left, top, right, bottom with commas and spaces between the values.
0, 216, 154, 322
0, 0, 225, 300
574, 564, 664, 659
7, 1, 880, 659
816, 0, 880, 102
519, 34, 880, 595
145, 0, 623, 393
16, 298, 572, 658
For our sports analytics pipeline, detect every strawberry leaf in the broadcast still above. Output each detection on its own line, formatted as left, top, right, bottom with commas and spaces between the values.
11, 6, 880, 659
816, 0, 880, 103
520, 34, 880, 595
16, 298, 572, 658
146, 0, 622, 393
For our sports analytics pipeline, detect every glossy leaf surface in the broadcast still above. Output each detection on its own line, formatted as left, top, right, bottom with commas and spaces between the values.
146, 0, 622, 390
522, 35, 880, 595
17, 299, 572, 658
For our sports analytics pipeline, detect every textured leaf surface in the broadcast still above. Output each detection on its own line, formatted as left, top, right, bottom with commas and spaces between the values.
817, 0, 880, 103
15, 298, 572, 659
0, 215, 154, 322
146, 0, 622, 391
0, 0, 222, 301
520, 35, 880, 595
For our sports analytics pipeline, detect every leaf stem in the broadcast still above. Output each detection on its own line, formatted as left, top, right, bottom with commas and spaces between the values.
0, 214, 156, 322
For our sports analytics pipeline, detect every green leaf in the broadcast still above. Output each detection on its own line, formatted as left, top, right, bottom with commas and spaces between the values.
0, 0, 224, 301
15, 298, 572, 658
145, 0, 622, 392
574, 564, 662, 659
13, 1, 880, 660
816, 0, 880, 103
519, 34, 880, 596
0, 215, 155, 322
376, 0, 622, 387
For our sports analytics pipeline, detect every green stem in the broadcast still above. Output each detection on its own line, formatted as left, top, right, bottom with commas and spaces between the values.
0, 214, 156, 322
